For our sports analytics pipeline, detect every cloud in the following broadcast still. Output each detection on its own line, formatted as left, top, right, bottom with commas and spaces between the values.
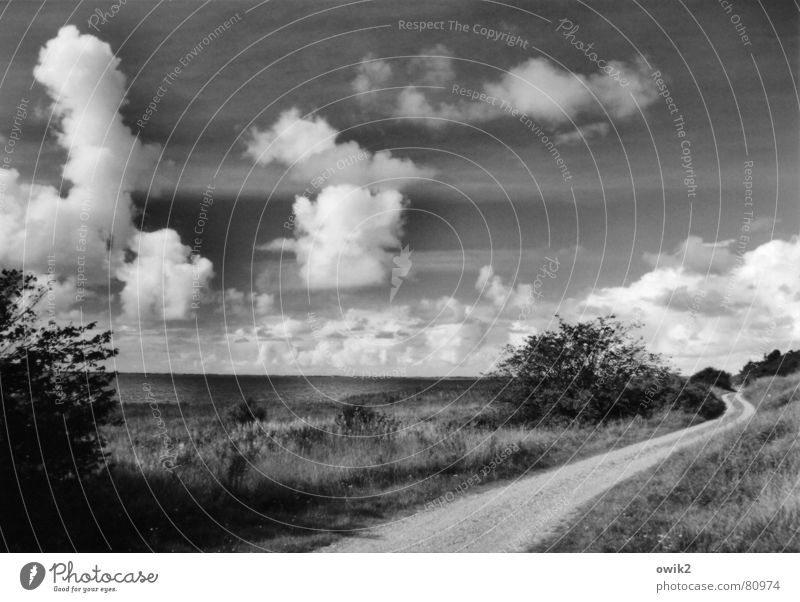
393, 86, 487, 126
581, 235, 800, 372
221, 287, 275, 322
256, 306, 413, 371
484, 56, 656, 123
353, 45, 454, 96
268, 184, 405, 289
244, 108, 432, 189
407, 44, 455, 86
484, 58, 593, 123
351, 47, 483, 127
243, 107, 338, 166
251, 302, 507, 374
643, 235, 739, 275
117, 229, 214, 321
354, 48, 657, 134
475, 264, 533, 310
554, 122, 611, 145
249, 108, 434, 289
0, 26, 156, 271
352, 53, 393, 94
0, 26, 212, 321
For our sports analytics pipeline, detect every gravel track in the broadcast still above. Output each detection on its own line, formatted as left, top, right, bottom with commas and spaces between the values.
320, 391, 754, 553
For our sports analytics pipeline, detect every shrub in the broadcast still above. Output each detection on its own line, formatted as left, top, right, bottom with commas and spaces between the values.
738, 349, 800, 385
675, 380, 726, 420
0, 270, 117, 482
618, 372, 725, 421
227, 398, 268, 424
491, 315, 668, 425
334, 404, 400, 436
690, 367, 733, 390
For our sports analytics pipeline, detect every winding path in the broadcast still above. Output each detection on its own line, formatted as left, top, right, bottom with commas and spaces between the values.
320, 391, 754, 552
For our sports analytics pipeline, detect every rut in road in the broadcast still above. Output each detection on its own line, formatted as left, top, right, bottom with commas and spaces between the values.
320, 392, 754, 553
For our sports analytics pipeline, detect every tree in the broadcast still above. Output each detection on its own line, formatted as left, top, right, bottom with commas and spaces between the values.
690, 367, 733, 391
491, 315, 668, 423
737, 349, 800, 385
0, 269, 118, 484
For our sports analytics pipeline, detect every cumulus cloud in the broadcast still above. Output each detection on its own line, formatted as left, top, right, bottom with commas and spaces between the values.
222, 287, 275, 320
475, 265, 533, 310
643, 235, 739, 275
0, 26, 213, 321
352, 53, 393, 94
1, 26, 155, 271
485, 56, 656, 123
252, 302, 506, 375
484, 58, 592, 123
256, 306, 412, 371
244, 107, 432, 189
353, 46, 454, 97
248, 108, 434, 290
117, 229, 214, 321
244, 107, 338, 166
581, 235, 800, 372
268, 184, 405, 289
354, 48, 656, 134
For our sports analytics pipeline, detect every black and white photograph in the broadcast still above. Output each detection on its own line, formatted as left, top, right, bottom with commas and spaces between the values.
0, 0, 798, 598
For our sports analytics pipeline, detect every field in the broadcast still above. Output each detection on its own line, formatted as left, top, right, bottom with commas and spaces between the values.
532, 375, 800, 552
5, 379, 714, 552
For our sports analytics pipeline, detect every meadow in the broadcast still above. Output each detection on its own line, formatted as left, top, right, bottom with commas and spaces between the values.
73, 379, 711, 551
532, 374, 800, 552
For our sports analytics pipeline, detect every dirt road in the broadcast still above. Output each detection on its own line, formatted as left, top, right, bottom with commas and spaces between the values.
321, 391, 754, 552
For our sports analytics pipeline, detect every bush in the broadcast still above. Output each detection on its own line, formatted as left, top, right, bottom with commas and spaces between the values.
690, 367, 733, 390
676, 381, 726, 420
491, 315, 668, 424
0, 270, 117, 482
738, 349, 800, 385
334, 404, 400, 436
227, 398, 268, 424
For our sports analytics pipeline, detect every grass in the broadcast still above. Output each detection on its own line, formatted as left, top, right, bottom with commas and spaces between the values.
531, 375, 800, 552
4, 380, 717, 552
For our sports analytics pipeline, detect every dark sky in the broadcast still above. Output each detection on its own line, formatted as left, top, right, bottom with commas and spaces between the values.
0, 0, 797, 374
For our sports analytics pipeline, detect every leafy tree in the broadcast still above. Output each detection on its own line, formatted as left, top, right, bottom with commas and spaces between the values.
737, 349, 800, 385
0, 269, 118, 484
690, 367, 733, 391
491, 315, 669, 423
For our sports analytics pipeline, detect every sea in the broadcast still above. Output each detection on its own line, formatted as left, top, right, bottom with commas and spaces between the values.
113, 373, 478, 418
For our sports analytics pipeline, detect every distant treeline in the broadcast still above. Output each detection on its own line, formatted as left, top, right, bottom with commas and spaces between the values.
738, 349, 800, 385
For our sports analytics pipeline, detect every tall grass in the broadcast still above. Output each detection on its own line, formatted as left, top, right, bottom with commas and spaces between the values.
4, 380, 715, 551
89, 383, 706, 551
534, 375, 800, 552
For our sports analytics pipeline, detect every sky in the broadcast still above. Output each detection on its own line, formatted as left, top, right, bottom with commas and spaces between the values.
0, 0, 797, 376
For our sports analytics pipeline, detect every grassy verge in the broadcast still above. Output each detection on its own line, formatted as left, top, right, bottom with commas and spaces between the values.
4, 381, 716, 552
531, 376, 800, 552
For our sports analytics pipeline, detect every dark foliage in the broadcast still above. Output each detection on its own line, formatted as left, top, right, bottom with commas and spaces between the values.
335, 403, 400, 436
690, 367, 733, 391
737, 349, 800, 385
491, 315, 670, 424
0, 270, 120, 551
0, 269, 118, 482
227, 397, 268, 424
490, 315, 725, 424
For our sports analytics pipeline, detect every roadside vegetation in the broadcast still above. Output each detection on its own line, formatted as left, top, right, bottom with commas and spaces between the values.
1, 270, 727, 551
532, 373, 800, 552
738, 348, 800, 385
